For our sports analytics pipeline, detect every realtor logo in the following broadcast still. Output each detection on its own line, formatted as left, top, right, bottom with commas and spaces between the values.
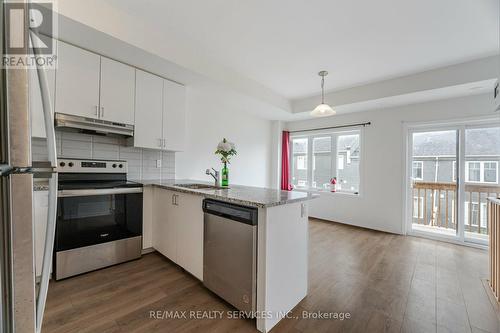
3, 1, 57, 68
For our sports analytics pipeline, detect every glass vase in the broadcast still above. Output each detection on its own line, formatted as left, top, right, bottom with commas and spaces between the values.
221, 162, 229, 187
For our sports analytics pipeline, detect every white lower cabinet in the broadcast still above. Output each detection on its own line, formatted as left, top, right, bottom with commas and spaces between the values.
33, 190, 48, 277
175, 192, 203, 280
153, 189, 178, 262
142, 186, 154, 249
152, 189, 203, 280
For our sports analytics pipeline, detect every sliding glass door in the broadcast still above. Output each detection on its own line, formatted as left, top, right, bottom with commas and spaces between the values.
409, 129, 459, 237
464, 126, 500, 244
407, 122, 500, 246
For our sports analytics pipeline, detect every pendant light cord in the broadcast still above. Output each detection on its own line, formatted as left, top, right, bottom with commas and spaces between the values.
321, 76, 325, 104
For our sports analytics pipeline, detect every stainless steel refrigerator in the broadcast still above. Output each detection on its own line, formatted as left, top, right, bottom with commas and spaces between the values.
0, 1, 58, 332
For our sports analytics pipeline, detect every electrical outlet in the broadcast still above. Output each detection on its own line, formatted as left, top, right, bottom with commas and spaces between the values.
156, 159, 162, 168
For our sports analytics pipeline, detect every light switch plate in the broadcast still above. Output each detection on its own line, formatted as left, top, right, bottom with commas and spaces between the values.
156, 159, 162, 168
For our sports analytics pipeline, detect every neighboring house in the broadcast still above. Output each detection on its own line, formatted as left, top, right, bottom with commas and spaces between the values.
412, 129, 500, 184
291, 134, 361, 193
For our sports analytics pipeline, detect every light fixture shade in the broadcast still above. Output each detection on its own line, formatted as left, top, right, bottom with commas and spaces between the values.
311, 103, 336, 117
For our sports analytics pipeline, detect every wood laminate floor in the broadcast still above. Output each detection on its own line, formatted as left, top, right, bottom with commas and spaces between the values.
43, 219, 500, 333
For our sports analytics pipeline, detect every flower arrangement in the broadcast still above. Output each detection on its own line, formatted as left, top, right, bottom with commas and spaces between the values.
215, 138, 237, 164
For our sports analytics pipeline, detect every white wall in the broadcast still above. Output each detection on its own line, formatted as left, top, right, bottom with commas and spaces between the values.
175, 87, 273, 188
285, 93, 498, 234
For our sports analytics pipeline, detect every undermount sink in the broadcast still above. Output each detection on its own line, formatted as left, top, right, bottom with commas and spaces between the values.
174, 183, 228, 190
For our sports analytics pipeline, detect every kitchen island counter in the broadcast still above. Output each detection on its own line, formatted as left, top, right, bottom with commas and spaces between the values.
137, 179, 317, 208
141, 179, 316, 333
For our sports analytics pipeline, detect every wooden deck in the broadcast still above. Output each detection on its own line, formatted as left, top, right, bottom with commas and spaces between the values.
412, 181, 500, 236
42, 218, 499, 333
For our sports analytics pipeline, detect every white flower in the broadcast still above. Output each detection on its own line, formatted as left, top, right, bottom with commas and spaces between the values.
217, 140, 232, 152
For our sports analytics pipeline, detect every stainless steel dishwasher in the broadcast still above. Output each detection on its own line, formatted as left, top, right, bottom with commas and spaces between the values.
203, 199, 258, 313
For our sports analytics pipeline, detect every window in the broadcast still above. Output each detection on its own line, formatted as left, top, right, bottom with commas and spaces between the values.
337, 134, 360, 192
465, 161, 499, 184
467, 162, 480, 182
290, 130, 362, 194
484, 162, 498, 183
465, 202, 488, 228
291, 138, 308, 188
412, 161, 423, 180
413, 197, 423, 218
312, 137, 332, 189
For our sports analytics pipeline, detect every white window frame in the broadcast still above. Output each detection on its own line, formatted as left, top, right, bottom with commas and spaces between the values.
290, 128, 363, 195
483, 161, 498, 184
465, 161, 498, 184
412, 161, 423, 180
464, 201, 488, 228
413, 196, 424, 218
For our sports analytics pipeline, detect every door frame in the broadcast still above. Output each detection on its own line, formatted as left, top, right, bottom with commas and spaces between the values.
402, 116, 499, 248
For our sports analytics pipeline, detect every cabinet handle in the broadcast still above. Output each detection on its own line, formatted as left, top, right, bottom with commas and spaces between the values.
95, 105, 99, 117
101, 106, 104, 117
171, 194, 175, 205
163, 139, 167, 149
159, 139, 162, 148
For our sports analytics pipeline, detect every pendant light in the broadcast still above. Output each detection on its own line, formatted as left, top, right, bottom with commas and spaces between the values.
311, 71, 336, 117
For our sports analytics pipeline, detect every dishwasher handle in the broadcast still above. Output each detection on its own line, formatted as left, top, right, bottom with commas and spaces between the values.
203, 199, 258, 226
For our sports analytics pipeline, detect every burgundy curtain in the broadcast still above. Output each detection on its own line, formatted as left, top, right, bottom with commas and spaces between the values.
281, 131, 293, 191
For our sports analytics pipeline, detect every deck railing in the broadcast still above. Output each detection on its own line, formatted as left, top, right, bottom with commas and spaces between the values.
412, 181, 500, 235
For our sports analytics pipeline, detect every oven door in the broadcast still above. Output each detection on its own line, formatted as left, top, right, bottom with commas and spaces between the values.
55, 188, 143, 252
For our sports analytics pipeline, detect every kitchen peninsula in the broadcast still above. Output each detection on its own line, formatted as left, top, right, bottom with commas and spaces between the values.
140, 180, 317, 332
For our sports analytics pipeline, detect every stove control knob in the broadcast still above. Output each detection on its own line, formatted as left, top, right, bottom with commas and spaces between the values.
59, 162, 65, 167
68, 162, 74, 167
112, 164, 117, 168
119, 164, 123, 168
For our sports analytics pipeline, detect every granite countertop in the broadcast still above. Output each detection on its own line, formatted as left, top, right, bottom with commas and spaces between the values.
138, 179, 318, 208
33, 178, 318, 208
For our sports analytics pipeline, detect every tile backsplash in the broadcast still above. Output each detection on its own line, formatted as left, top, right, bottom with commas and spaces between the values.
32, 131, 175, 181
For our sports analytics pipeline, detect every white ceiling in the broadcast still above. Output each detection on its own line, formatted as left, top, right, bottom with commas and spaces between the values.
102, 0, 498, 100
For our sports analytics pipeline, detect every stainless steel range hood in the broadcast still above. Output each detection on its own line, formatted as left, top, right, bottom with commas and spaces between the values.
55, 113, 134, 136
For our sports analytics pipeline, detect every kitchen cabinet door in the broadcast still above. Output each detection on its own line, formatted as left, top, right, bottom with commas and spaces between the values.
152, 189, 177, 263
55, 41, 100, 119
142, 186, 154, 249
175, 192, 203, 280
33, 190, 48, 277
29, 63, 56, 138
134, 70, 164, 150
162, 79, 186, 151
99, 57, 135, 125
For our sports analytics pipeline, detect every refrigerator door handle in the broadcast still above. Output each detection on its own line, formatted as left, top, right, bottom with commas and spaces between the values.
29, 28, 58, 333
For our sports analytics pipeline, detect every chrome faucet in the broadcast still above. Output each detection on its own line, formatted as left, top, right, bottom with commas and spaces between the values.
206, 168, 220, 186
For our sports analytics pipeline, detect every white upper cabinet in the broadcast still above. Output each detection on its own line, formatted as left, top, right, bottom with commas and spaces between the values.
29, 39, 56, 138
133, 70, 164, 150
55, 41, 100, 119
162, 79, 186, 151
99, 57, 135, 125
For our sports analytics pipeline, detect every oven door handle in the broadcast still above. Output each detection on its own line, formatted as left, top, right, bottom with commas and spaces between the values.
58, 187, 143, 197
